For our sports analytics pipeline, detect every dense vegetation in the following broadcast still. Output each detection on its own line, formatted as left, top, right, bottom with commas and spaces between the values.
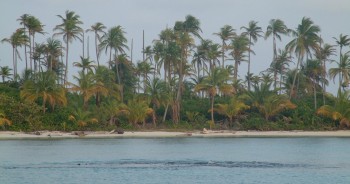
1, 11, 350, 132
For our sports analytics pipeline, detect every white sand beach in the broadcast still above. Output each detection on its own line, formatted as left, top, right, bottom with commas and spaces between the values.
0, 130, 350, 139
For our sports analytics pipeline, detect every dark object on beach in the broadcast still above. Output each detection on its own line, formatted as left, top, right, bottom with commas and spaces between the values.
73, 131, 85, 137
35, 131, 41, 135
117, 128, 124, 134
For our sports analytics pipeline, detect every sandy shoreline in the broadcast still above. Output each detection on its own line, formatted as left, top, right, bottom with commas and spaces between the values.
0, 130, 350, 139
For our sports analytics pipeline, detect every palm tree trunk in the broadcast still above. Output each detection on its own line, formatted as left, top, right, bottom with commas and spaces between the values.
64, 37, 69, 86
222, 40, 225, 68
290, 54, 302, 99
162, 103, 169, 123
29, 34, 32, 71
211, 95, 215, 126
313, 79, 317, 110
12, 47, 16, 80
95, 33, 99, 66
247, 36, 252, 91
322, 60, 326, 105
234, 60, 238, 82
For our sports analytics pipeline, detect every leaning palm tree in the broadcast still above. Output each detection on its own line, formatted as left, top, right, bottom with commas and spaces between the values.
20, 71, 67, 113
86, 22, 106, 66
213, 25, 236, 68
265, 19, 290, 66
53, 10, 83, 85
241, 20, 263, 91
0, 66, 12, 82
195, 68, 234, 126
2, 28, 29, 79
286, 17, 320, 99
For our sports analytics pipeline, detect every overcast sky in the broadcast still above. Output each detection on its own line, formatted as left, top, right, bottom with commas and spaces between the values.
1, 0, 350, 93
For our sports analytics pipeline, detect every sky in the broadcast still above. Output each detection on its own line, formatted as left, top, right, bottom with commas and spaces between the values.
1, 0, 350, 94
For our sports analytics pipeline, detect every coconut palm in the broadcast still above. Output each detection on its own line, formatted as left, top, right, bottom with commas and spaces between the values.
70, 71, 109, 110
86, 22, 106, 66
333, 34, 350, 59
329, 53, 350, 92
0, 111, 12, 127
26, 15, 45, 70
303, 59, 324, 110
99, 26, 128, 69
265, 19, 290, 65
195, 68, 234, 126
241, 21, 263, 91
20, 71, 67, 113
213, 25, 236, 68
2, 28, 29, 79
317, 90, 350, 127
315, 43, 335, 105
0, 66, 12, 82
275, 49, 293, 92
17, 14, 30, 69
214, 95, 249, 126
69, 108, 98, 129
53, 10, 83, 85
118, 97, 155, 127
32, 43, 46, 73
46, 38, 63, 71
145, 77, 168, 110
73, 56, 96, 75
229, 34, 250, 82
286, 17, 320, 99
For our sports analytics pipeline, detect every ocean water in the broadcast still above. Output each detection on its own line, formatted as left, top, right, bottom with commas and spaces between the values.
0, 137, 350, 184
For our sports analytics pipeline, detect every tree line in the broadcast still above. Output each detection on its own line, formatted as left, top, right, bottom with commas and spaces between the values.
1, 11, 350, 131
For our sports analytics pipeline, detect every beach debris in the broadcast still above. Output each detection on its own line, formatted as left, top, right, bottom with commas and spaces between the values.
109, 129, 116, 134
117, 128, 124, 134
202, 128, 209, 134
72, 131, 85, 137
34, 131, 41, 135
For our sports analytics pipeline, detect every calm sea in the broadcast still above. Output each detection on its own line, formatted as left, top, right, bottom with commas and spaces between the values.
0, 138, 349, 184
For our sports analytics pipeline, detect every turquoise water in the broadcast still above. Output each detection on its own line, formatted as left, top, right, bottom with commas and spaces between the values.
1, 138, 350, 183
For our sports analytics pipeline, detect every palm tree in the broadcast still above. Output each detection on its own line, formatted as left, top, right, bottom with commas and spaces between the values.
118, 97, 155, 127
317, 90, 350, 127
70, 71, 109, 110
275, 49, 293, 92
229, 34, 250, 82
265, 19, 290, 65
333, 34, 350, 60
26, 15, 45, 71
329, 53, 350, 92
316, 43, 335, 105
99, 26, 128, 69
241, 21, 263, 91
213, 25, 236, 68
303, 59, 324, 110
145, 77, 168, 111
0, 66, 12, 82
20, 71, 67, 113
17, 14, 30, 69
214, 95, 249, 126
86, 22, 106, 66
0, 111, 12, 128
73, 56, 96, 75
46, 38, 63, 71
195, 68, 234, 126
69, 108, 98, 129
53, 10, 83, 85
2, 28, 29, 79
286, 17, 320, 99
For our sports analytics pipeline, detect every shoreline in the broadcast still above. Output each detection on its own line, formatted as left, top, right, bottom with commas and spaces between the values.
0, 130, 350, 139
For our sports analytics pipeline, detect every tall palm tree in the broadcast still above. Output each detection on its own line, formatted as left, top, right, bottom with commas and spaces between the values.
27, 15, 45, 71
53, 10, 83, 85
195, 68, 234, 126
241, 21, 263, 91
46, 38, 63, 71
17, 14, 30, 69
213, 25, 236, 68
173, 15, 202, 123
316, 43, 335, 105
229, 34, 250, 82
99, 26, 128, 69
2, 28, 29, 79
86, 22, 106, 66
20, 71, 67, 113
275, 49, 293, 92
0, 66, 12, 82
265, 19, 290, 65
329, 53, 350, 92
303, 59, 324, 110
286, 17, 320, 99
333, 34, 350, 60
